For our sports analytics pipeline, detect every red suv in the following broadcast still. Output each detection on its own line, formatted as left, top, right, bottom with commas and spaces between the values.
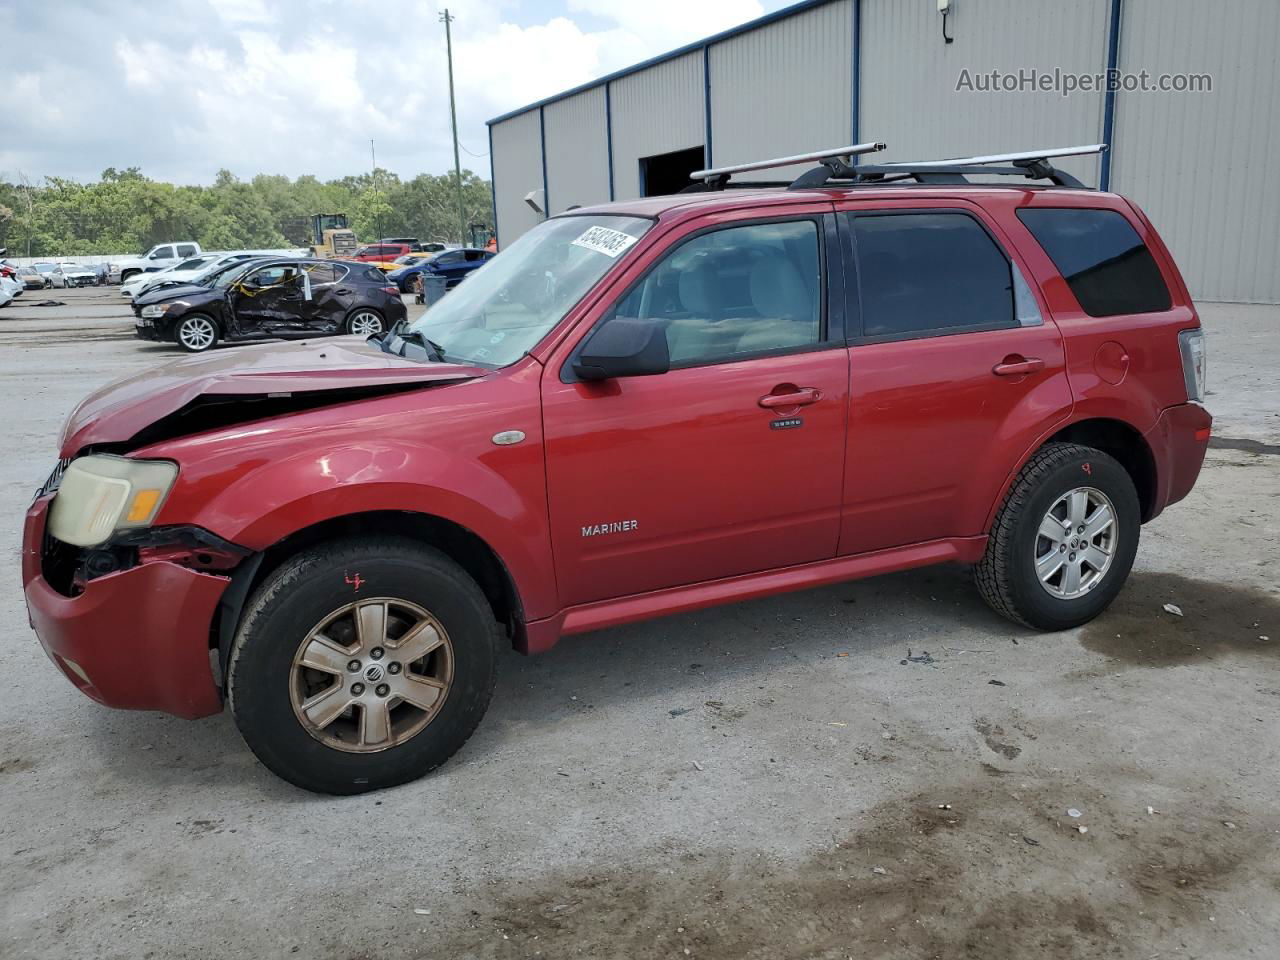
22, 145, 1210, 794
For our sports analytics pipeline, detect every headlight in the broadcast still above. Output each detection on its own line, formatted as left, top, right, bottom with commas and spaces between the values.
47, 455, 179, 547
140, 304, 171, 318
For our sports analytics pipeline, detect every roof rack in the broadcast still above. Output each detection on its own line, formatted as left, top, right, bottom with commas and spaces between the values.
683, 142, 1107, 192
683, 142, 886, 192
798, 143, 1108, 190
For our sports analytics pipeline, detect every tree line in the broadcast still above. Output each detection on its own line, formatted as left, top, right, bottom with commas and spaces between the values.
0, 167, 495, 258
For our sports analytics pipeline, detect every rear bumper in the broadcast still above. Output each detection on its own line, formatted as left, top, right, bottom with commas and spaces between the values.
22, 498, 227, 719
1144, 402, 1212, 520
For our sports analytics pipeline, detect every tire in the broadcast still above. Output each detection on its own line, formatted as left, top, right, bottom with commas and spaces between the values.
174, 313, 219, 352
120, 269, 140, 283
344, 308, 384, 336
228, 537, 500, 794
975, 442, 1140, 631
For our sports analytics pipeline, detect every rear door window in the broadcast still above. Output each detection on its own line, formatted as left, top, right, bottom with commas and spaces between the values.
176, 244, 199, 258
1016, 207, 1171, 316
849, 212, 1016, 339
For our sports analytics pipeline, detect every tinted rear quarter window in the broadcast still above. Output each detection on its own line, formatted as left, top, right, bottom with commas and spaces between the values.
1017, 207, 1171, 316
852, 213, 1014, 339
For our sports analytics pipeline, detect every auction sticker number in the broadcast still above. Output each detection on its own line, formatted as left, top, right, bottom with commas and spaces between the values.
572, 226, 639, 258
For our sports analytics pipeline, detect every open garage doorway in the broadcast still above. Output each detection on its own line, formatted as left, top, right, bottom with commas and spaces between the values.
639, 146, 706, 197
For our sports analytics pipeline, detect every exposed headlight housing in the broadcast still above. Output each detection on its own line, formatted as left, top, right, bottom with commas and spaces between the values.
48, 455, 179, 547
1178, 328, 1206, 402
140, 304, 171, 318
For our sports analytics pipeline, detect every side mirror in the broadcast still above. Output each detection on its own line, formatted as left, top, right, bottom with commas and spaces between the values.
573, 317, 670, 381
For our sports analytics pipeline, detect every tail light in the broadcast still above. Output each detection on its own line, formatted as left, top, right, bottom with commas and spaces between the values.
1178, 328, 1206, 402
383, 285, 401, 296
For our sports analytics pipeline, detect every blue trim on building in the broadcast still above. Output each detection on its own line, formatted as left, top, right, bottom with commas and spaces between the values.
486, 0, 841, 126
850, 0, 861, 141
703, 45, 713, 168
487, 123, 498, 248
539, 106, 549, 217
605, 82, 616, 201
1100, 0, 1123, 191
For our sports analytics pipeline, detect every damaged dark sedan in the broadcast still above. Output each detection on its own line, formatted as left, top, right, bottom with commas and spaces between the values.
132, 257, 407, 352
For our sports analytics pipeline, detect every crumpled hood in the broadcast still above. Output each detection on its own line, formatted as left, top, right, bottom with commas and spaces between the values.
133, 283, 211, 306
60, 337, 485, 456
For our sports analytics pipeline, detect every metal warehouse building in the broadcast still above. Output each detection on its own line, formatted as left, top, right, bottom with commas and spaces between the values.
487, 0, 1280, 303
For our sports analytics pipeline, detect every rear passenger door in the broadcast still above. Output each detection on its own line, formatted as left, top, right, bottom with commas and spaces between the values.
542, 212, 851, 605
837, 203, 1073, 555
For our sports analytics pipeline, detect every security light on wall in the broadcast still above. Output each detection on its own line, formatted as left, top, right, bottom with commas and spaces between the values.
524, 189, 545, 214
938, 0, 955, 43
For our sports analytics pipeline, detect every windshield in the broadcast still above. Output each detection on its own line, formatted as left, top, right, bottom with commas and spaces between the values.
406, 215, 651, 367
205, 260, 261, 289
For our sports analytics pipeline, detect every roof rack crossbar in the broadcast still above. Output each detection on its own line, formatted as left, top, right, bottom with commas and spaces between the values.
690, 142, 886, 185
786, 144, 1106, 190
879, 143, 1107, 168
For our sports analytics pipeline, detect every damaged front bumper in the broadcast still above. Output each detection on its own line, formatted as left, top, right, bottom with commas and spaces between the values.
22, 497, 230, 719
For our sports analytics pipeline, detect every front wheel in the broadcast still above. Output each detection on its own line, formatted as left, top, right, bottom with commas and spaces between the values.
345, 309, 384, 336
975, 443, 1140, 631
228, 538, 500, 794
174, 313, 219, 352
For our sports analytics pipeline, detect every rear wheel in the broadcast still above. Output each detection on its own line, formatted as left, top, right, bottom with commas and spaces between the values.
345, 309, 384, 336
228, 538, 499, 794
975, 443, 1140, 631
174, 313, 219, 352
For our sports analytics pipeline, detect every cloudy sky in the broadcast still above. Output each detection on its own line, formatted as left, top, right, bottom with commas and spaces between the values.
0, 0, 789, 185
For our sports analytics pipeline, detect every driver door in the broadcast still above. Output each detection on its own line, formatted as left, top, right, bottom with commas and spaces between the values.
541, 210, 849, 606
231, 263, 302, 336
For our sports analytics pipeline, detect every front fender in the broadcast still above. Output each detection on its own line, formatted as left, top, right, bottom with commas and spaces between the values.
141, 377, 556, 618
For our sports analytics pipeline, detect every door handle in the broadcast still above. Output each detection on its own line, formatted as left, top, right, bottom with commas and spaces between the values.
992, 356, 1045, 376
759, 386, 822, 409
334, 288, 354, 295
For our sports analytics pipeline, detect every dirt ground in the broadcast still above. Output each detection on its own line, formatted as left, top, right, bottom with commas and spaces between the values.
1, 288, 1277, 959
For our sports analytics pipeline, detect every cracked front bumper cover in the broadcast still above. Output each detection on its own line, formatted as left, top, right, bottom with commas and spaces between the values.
22, 497, 228, 719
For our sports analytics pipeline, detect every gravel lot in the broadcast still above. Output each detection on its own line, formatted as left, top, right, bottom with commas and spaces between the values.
2, 288, 1277, 959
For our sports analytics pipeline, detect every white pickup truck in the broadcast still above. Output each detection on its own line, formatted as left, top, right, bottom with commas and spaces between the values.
113, 242, 203, 282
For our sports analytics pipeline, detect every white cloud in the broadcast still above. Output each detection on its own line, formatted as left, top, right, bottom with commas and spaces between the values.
0, 0, 777, 184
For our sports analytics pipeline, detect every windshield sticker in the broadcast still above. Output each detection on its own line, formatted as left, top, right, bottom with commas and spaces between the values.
571, 226, 639, 258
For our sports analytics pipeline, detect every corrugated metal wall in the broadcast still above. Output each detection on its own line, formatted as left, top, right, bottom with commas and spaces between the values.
709, 0, 855, 181
859, 0, 1110, 185
1111, 0, 1280, 303
488, 0, 1280, 301
609, 52, 706, 201
543, 87, 611, 215
490, 109, 545, 244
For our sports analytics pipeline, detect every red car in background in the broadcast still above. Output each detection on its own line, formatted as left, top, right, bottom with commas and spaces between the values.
352, 243, 411, 263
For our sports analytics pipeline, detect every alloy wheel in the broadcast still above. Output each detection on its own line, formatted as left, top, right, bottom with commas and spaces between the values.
1034, 486, 1118, 600
289, 597, 454, 753
178, 316, 216, 351
348, 311, 384, 336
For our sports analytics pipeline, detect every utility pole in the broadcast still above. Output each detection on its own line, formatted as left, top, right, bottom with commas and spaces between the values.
440, 8, 467, 245
370, 138, 382, 244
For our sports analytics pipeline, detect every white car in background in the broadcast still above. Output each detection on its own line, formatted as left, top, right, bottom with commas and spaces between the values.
0, 274, 22, 307
50, 263, 98, 288
120, 251, 265, 299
